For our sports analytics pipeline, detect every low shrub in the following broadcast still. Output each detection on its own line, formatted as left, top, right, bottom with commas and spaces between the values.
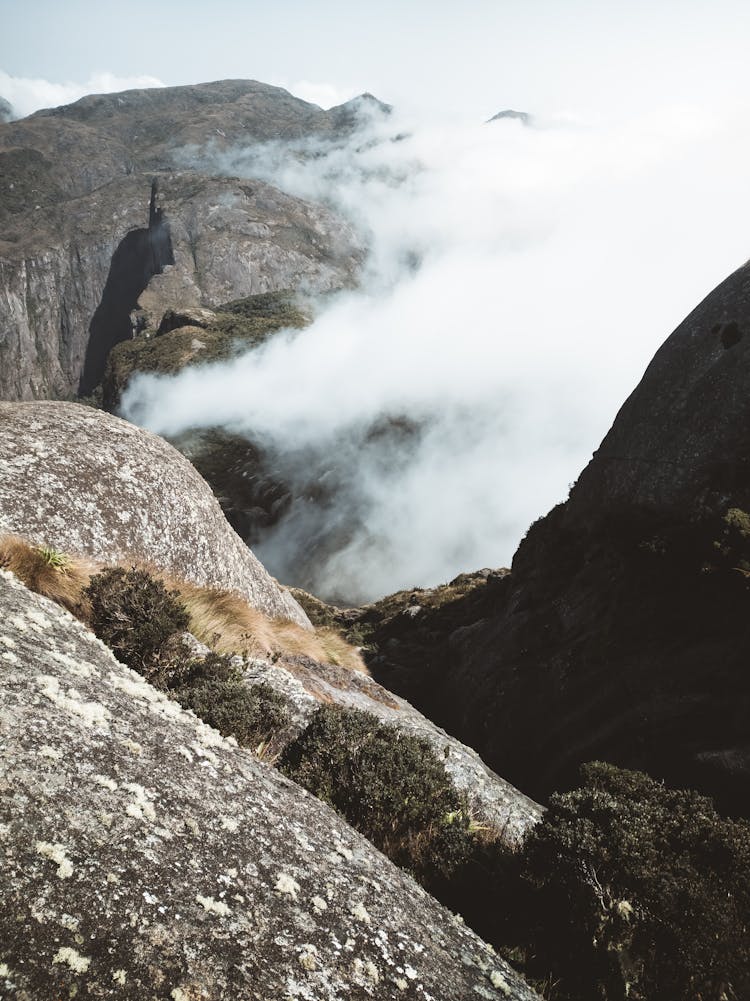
511, 762, 750, 1000
175, 654, 292, 751
84, 566, 189, 675
280, 705, 473, 877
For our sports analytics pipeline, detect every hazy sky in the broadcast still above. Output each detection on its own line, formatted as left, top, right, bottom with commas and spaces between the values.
3, 0, 750, 118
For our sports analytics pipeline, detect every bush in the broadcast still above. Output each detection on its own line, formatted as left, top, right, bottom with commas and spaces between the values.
512, 762, 750, 1000
84, 566, 189, 675
280, 705, 472, 876
174, 653, 291, 749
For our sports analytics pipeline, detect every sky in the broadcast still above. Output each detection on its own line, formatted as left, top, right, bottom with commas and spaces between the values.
3, 0, 750, 119
4, 1, 750, 599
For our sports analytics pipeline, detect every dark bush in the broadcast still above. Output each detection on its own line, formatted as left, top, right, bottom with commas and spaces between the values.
512, 762, 750, 1000
174, 653, 291, 749
84, 566, 189, 675
279, 705, 472, 877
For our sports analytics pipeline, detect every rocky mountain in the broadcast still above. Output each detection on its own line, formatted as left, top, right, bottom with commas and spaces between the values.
0, 401, 308, 626
0, 80, 372, 400
0, 96, 12, 123
0, 569, 539, 1001
365, 260, 750, 816
487, 109, 531, 125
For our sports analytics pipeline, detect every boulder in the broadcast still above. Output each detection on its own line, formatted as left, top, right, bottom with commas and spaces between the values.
0, 569, 540, 1001
0, 401, 309, 627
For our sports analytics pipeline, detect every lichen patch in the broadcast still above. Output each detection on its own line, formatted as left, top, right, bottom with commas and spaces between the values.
36, 840, 73, 879
196, 894, 231, 917
275, 873, 300, 900
52, 947, 90, 974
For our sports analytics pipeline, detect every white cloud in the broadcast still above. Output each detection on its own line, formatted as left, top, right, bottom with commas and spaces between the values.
123, 100, 750, 601
0, 70, 165, 118
283, 79, 360, 109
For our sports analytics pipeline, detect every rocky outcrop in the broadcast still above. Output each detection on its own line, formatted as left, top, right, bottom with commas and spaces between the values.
238, 650, 542, 845
366, 262, 750, 816
0, 401, 309, 626
0, 96, 12, 123
487, 110, 531, 125
0, 569, 540, 1000
0, 80, 368, 400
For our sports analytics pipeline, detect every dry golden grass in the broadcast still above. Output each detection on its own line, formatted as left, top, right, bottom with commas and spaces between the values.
0, 533, 365, 672
0, 534, 96, 615
165, 577, 366, 672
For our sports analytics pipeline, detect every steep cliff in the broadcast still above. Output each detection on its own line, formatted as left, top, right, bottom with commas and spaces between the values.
0, 80, 369, 400
365, 261, 750, 816
0, 401, 309, 626
0, 569, 539, 1001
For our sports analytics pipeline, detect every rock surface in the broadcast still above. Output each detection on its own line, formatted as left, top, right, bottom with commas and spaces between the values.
365, 262, 750, 815
239, 651, 543, 845
0, 570, 540, 1001
0, 401, 309, 626
0, 80, 368, 400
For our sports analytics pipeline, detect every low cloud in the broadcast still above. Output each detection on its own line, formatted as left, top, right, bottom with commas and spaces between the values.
123, 100, 750, 601
0, 70, 164, 118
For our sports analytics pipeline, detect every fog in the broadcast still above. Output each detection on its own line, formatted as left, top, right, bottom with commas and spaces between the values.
122, 100, 750, 601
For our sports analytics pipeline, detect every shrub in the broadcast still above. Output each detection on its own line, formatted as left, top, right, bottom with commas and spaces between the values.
280, 705, 472, 876
175, 656, 292, 751
84, 566, 189, 675
512, 762, 750, 1000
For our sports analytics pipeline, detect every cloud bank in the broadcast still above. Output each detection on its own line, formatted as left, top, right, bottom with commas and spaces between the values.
123, 101, 750, 602
0, 70, 164, 118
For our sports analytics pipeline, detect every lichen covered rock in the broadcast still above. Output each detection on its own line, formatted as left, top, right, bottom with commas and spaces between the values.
0, 401, 308, 626
0, 570, 539, 1001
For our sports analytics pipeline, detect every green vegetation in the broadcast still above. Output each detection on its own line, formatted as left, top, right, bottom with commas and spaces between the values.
100, 290, 309, 409
84, 566, 189, 676
280, 705, 473, 879
36, 545, 71, 571
170, 652, 292, 751
503, 762, 750, 1000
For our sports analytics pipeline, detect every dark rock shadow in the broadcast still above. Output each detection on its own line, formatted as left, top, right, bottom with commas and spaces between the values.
79, 180, 174, 395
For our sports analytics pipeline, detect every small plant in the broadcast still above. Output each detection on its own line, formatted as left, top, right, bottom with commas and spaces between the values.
84, 566, 189, 675
36, 546, 71, 571
280, 705, 473, 877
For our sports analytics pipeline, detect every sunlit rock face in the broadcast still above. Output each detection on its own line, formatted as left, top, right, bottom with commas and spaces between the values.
0, 570, 540, 1001
0, 401, 309, 626
0, 80, 367, 400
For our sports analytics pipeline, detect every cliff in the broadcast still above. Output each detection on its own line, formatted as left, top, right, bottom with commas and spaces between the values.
0, 80, 368, 400
365, 261, 750, 816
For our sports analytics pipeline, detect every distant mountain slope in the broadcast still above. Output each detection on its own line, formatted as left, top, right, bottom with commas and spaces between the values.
0, 80, 373, 400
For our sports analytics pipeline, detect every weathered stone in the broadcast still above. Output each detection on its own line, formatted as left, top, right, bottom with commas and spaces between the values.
0, 401, 309, 627
0, 570, 540, 1001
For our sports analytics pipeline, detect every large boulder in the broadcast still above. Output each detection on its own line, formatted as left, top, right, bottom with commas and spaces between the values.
0, 401, 309, 627
0, 569, 539, 1001
366, 261, 750, 815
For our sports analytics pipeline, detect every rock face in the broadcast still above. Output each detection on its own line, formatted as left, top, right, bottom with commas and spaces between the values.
0, 570, 540, 1001
239, 651, 542, 845
0, 401, 309, 626
368, 262, 750, 815
0, 80, 369, 400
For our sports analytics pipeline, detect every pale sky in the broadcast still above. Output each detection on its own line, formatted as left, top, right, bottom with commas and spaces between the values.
2, 0, 750, 119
